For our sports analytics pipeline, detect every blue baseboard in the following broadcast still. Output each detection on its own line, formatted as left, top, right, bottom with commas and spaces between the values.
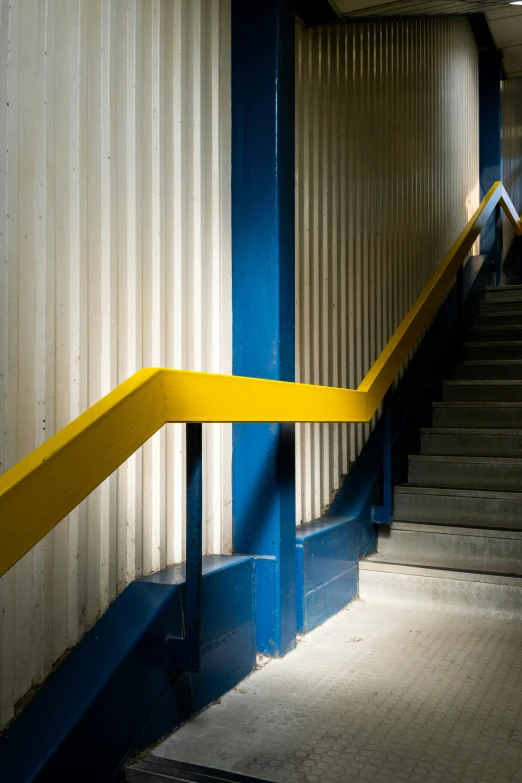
296, 516, 359, 634
0, 555, 255, 783
251, 556, 277, 655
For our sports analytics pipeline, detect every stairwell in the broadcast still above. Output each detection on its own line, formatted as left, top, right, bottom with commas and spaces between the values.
125, 283, 522, 783
360, 283, 522, 617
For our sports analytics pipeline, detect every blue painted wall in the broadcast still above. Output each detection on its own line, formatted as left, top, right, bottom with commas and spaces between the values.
231, 0, 297, 657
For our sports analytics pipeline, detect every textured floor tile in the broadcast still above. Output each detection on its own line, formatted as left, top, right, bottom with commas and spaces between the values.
151, 600, 522, 781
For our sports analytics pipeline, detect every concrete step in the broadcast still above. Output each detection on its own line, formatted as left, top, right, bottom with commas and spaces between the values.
359, 555, 522, 618
362, 553, 522, 579
485, 284, 522, 292
442, 380, 522, 402
451, 361, 522, 381
125, 758, 256, 782
407, 454, 522, 492
484, 285, 522, 301
474, 311, 522, 327
377, 521, 522, 571
480, 299, 522, 314
432, 402, 522, 428
394, 485, 522, 528
421, 427, 522, 457
466, 325, 522, 342
463, 341, 522, 360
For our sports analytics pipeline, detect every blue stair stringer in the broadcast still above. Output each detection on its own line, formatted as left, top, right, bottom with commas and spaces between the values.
294, 253, 496, 634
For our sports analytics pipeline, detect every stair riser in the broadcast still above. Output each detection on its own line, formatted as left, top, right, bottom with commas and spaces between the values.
452, 364, 522, 380
432, 406, 522, 428
359, 569, 522, 618
466, 327, 522, 342
394, 490, 522, 527
377, 528, 522, 566
442, 384, 522, 403
474, 313, 522, 327
484, 290, 522, 302
480, 300, 522, 314
463, 344, 522, 360
422, 430, 522, 457
408, 460, 522, 492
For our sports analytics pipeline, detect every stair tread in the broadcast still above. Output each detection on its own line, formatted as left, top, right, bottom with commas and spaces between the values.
421, 426, 522, 435
467, 325, 522, 331
361, 553, 522, 581
389, 521, 522, 538
395, 484, 522, 499
464, 341, 522, 347
408, 454, 522, 465
474, 311, 522, 318
485, 285, 522, 292
481, 297, 522, 305
458, 360, 522, 366
443, 379, 522, 385
433, 401, 522, 408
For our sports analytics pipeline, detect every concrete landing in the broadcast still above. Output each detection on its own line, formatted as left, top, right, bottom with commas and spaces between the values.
129, 601, 522, 782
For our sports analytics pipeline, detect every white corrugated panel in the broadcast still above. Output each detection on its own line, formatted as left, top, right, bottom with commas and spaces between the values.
0, 0, 231, 730
295, 18, 480, 524
501, 77, 522, 259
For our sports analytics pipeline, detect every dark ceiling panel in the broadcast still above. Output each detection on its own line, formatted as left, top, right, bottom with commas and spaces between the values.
296, 0, 340, 25
336, 1, 519, 16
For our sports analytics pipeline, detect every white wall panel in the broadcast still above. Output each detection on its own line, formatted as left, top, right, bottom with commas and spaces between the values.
0, 0, 231, 729
502, 76, 522, 259
295, 18, 479, 525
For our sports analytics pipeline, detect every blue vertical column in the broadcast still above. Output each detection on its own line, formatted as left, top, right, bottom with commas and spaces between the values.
231, 0, 296, 657
478, 49, 503, 271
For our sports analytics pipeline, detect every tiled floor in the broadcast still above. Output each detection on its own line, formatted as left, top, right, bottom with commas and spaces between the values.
150, 600, 522, 782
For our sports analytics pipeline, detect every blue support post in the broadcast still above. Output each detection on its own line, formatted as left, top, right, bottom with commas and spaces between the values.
231, 0, 296, 657
166, 423, 203, 672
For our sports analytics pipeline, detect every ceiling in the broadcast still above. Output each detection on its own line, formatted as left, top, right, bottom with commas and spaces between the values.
486, 5, 522, 77
334, 1, 521, 15
323, 1, 522, 78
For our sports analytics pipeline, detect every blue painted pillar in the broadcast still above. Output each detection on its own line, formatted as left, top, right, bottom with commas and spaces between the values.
478, 50, 503, 269
231, 0, 296, 657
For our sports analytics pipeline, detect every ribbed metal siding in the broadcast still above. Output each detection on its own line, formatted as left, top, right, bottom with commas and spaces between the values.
502, 77, 522, 260
295, 18, 479, 524
0, 0, 231, 729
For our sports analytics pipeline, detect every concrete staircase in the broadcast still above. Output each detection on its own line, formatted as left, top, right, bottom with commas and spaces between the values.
360, 284, 522, 618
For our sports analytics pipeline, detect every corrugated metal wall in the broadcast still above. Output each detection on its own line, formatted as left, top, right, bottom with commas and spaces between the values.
0, 0, 231, 729
295, 18, 480, 525
502, 77, 522, 260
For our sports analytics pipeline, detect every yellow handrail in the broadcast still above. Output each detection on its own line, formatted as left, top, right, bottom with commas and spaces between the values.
361, 182, 522, 409
0, 182, 520, 578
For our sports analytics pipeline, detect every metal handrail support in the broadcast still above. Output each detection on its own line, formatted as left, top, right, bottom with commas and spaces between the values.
165, 424, 203, 672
